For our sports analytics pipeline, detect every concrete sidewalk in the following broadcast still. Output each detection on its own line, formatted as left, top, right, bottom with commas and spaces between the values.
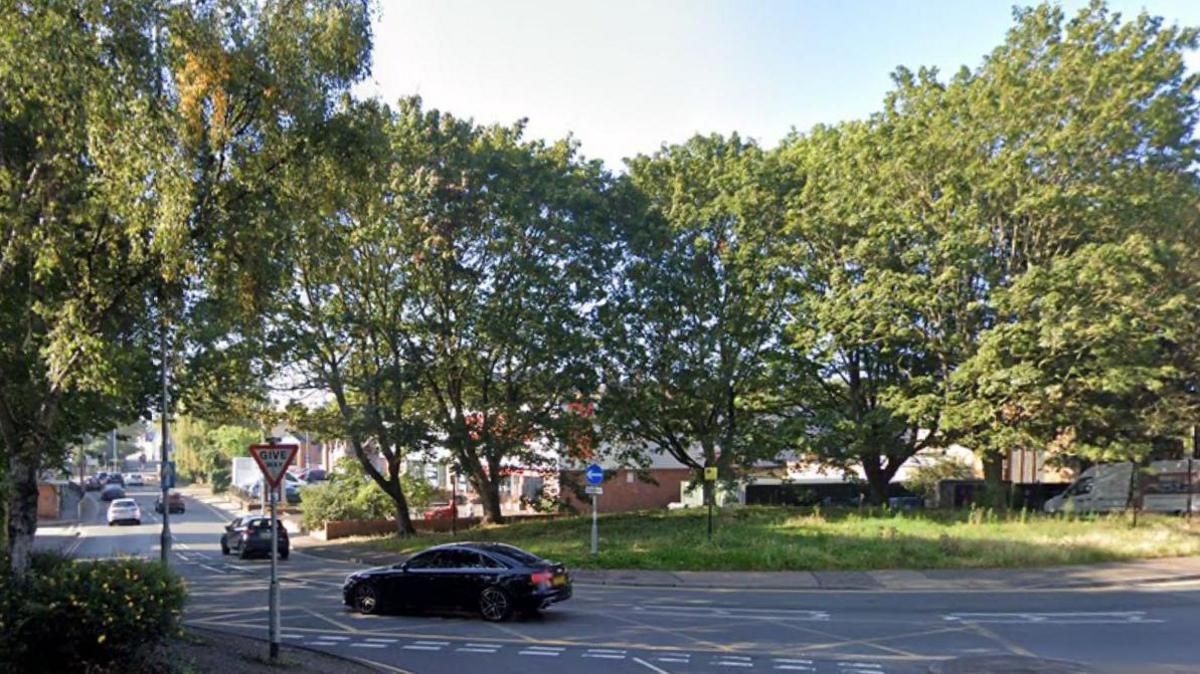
293, 536, 1200, 592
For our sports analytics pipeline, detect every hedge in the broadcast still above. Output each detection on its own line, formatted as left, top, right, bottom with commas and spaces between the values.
0, 551, 186, 672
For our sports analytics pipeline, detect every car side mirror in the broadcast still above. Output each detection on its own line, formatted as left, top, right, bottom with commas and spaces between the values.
396, 562, 409, 572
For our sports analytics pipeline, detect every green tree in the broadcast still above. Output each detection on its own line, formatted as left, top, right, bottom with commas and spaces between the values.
599, 135, 790, 494
947, 237, 1200, 469
391, 99, 618, 524
0, 0, 372, 576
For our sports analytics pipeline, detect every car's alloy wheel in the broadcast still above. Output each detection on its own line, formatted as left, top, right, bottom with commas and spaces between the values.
355, 584, 378, 614
479, 587, 512, 622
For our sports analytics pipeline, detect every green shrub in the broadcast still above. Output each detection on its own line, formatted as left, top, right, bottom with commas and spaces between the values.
0, 552, 186, 672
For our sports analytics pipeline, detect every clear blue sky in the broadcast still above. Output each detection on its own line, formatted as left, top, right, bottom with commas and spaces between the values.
364, 0, 1200, 171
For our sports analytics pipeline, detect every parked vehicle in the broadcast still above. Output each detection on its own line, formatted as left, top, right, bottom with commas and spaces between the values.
342, 542, 572, 621
1044, 460, 1200, 514
125, 473, 145, 487
100, 484, 126, 501
424, 502, 458, 520
155, 492, 185, 514
220, 516, 289, 559
84, 476, 102, 491
245, 476, 302, 505
107, 498, 141, 525
105, 473, 125, 486
295, 468, 326, 484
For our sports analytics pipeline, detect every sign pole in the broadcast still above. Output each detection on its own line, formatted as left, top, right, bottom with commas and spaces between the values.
591, 493, 598, 556
704, 466, 718, 543
248, 441, 297, 664
269, 485, 280, 660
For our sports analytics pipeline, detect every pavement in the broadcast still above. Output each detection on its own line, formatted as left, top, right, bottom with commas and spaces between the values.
31, 488, 1200, 674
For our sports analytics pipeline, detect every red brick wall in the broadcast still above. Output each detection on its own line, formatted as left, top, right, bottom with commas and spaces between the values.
562, 468, 691, 513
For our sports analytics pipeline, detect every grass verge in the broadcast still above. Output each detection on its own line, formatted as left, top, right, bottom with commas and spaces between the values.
356, 506, 1200, 571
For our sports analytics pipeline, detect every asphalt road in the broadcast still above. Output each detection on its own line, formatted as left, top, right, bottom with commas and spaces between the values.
34, 490, 1200, 674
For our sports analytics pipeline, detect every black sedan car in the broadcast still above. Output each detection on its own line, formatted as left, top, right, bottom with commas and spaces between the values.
220, 516, 289, 559
342, 543, 571, 622
100, 484, 125, 501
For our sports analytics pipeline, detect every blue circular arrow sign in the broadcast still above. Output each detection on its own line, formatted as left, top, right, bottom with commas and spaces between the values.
585, 463, 604, 486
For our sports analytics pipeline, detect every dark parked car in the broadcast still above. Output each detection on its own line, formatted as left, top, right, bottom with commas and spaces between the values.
105, 473, 125, 486
296, 468, 326, 484
100, 484, 125, 501
342, 543, 572, 622
220, 516, 289, 560
84, 476, 102, 491
155, 492, 185, 514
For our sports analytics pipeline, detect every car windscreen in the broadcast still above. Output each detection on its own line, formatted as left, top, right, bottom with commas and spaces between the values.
111, 499, 136, 507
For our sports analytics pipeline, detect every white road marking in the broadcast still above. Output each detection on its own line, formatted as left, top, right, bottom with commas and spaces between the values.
413, 640, 450, 646
456, 647, 498, 653
366, 638, 398, 643
306, 642, 339, 647
775, 667, 815, 672
320, 636, 350, 641
839, 664, 881, 670
774, 659, 814, 665
634, 656, 671, 674
526, 646, 565, 651
198, 564, 225, 574
402, 645, 442, 651
465, 643, 501, 648
714, 661, 754, 668
658, 657, 690, 663
583, 653, 626, 659
944, 611, 1161, 624
635, 605, 830, 622
351, 643, 387, 649
519, 650, 560, 656
588, 648, 627, 654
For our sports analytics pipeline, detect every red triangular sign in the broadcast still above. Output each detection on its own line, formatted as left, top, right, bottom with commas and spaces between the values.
249, 444, 299, 488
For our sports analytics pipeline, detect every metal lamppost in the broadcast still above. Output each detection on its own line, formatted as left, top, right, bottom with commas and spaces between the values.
451, 466, 459, 536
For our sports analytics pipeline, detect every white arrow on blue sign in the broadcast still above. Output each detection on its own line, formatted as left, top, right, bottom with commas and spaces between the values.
585, 463, 604, 486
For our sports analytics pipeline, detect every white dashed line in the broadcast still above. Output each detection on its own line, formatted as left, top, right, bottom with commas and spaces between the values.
774, 659, 814, 665
519, 650, 560, 656
320, 636, 350, 641
402, 645, 442, 651
365, 638, 397, 643
714, 661, 755, 668
466, 643, 501, 648
583, 653, 626, 659
839, 664, 881, 669
414, 640, 450, 646
588, 648, 627, 654
351, 643, 387, 649
456, 647, 498, 653
776, 667, 815, 672
658, 657, 691, 663
198, 564, 224, 574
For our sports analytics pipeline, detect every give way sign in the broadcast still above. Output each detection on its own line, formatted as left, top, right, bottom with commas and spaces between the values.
249, 444, 299, 489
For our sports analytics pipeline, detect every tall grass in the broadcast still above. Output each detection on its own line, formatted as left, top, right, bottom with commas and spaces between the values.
362, 506, 1200, 571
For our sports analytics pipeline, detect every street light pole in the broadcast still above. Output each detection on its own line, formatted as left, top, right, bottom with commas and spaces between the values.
159, 323, 171, 566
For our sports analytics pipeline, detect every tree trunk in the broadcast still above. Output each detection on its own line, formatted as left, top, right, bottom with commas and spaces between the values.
7, 448, 41, 578
477, 477, 504, 525
982, 451, 1008, 511
861, 454, 897, 506
393, 495, 416, 537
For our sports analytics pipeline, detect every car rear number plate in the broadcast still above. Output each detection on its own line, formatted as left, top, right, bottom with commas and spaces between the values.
552, 575, 567, 587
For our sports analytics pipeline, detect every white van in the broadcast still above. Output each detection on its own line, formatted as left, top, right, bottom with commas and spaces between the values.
1044, 460, 1200, 514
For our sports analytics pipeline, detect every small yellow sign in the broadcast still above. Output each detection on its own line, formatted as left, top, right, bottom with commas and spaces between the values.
704, 466, 718, 481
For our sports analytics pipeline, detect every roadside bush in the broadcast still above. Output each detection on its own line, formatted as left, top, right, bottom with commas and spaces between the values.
301, 478, 394, 531
0, 551, 186, 673
300, 458, 435, 530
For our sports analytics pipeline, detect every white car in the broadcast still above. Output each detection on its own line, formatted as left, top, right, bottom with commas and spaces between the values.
107, 498, 142, 525
125, 473, 145, 487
